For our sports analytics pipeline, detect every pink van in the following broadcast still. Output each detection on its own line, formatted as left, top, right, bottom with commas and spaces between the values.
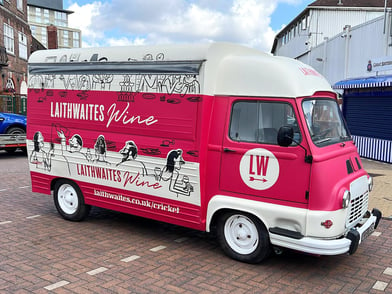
27, 43, 381, 263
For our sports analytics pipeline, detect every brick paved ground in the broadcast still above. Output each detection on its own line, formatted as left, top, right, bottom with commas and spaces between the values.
362, 159, 392, 219
0, 151, 391, 293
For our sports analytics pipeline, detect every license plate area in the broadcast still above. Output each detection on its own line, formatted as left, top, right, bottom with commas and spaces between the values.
361, 223, 375, 242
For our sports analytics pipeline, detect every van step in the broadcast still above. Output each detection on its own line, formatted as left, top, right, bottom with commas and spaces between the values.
269, 227, 304, 239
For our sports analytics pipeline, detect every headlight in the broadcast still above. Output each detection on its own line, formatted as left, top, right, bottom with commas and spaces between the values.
342, 190, 351, 208
368, 176, 373, 192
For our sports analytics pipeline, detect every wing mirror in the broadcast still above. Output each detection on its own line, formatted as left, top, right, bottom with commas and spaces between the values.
278, 125, 313, 163
277, 126, 294, 147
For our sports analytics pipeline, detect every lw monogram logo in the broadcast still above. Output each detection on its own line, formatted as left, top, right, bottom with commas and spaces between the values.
239, 148, 279, 190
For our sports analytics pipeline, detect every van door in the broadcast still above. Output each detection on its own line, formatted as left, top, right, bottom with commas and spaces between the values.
219, 98, 310, 205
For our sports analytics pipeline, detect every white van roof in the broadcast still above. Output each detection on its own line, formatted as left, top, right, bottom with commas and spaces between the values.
28, 42, 333, 98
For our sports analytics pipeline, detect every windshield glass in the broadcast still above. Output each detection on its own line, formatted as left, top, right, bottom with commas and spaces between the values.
302, 98, 351, 147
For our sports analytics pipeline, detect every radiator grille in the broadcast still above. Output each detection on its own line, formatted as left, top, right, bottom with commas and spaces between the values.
346, 191, 369, 227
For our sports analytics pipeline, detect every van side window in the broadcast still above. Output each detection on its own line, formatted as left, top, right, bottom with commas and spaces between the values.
229, 101, 301, 145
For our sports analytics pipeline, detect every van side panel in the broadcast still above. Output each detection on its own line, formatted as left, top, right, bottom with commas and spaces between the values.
27, 86, 206, 230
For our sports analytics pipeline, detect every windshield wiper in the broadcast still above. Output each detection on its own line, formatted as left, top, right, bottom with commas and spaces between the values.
340, 135, 352, 141
314, 138, 331, 144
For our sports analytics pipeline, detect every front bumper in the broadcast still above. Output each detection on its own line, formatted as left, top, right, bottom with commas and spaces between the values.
269, 208, 382, 256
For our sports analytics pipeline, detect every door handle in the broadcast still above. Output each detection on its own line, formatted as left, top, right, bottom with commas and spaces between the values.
223, 147, 236, 152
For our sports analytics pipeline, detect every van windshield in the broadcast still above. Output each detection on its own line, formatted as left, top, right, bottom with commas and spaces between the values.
302, 98, 351, 147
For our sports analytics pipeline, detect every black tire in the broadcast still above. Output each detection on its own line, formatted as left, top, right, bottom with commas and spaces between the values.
5, 127, 25, 154
6, 126, 25, 135
53, 179, 91, 221
216, 211, 271, 263
4, 147, 17, 154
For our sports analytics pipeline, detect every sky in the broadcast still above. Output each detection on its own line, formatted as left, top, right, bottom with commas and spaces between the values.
65, 0, 314, 52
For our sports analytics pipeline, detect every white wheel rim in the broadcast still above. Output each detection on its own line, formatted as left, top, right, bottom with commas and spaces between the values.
57, 184, 79, 215
224, 214, 259, 255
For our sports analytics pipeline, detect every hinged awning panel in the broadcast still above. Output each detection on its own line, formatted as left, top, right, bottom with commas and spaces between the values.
333, 75, 392, 89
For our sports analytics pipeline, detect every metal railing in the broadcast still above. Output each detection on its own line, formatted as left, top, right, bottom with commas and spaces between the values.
0, 95, 27, 115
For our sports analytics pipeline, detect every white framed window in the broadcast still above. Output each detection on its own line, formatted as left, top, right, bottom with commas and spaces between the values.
41, 29, 47, 46
301, 15, 308, 30
17, 0, 23, 11
73, 31, 80, 47
63, 31, 69, 47
44, 9, 49, 24
54, 11, 67, 26
30, 25, 36, 36
4, 23, 14, 54
18, 32, 27, 59
35, 7, 41, 23
5, 78, 15, 91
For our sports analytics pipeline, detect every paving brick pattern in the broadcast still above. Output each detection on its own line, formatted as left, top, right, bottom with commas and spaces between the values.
0, 151, 391, 293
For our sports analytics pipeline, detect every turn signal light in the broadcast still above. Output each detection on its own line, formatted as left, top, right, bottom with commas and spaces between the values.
342, 190, 351, 208
368, 176, 373, 192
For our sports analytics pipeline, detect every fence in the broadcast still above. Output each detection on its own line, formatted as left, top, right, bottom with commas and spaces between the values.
353, 135, 392, 164
0, 95, 27, 115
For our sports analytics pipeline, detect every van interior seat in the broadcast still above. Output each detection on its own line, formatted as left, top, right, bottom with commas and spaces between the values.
256, 128, 278, 144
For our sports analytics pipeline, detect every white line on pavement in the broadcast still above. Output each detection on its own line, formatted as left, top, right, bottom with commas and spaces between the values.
26, 215, 41, 219
44, 280, 70, 291
373, 281, 388, 291
87, 267, 108, 276
150, 245, 166, 252
174, 237, 189, 243
121, 255, 140, 262
0, 221, 12, 225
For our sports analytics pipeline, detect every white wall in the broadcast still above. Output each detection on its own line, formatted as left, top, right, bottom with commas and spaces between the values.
298, 12, 392, 86
274, 8, 384, 60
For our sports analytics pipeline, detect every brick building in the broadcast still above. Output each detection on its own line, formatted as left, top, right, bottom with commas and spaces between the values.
0, 0, 31, 114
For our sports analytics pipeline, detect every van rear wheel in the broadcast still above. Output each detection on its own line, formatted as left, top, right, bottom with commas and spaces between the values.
217, 211, 271, 263
54, 180, 91, 221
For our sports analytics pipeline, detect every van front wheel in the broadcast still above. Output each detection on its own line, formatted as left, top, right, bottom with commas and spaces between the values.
217, 211, 271, 263
54, 180, 91, 221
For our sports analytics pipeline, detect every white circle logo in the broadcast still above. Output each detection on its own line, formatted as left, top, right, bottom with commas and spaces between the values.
239, 148, 279, 190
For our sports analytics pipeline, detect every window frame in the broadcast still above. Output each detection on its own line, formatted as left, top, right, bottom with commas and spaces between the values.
18, 31, 27, 60
35, 7, 41, 23
4, 23, 14, 54
73, 31, 80, 47
17, 0, 23, 11
302, 97, 351, 147
228, 99, 302, 145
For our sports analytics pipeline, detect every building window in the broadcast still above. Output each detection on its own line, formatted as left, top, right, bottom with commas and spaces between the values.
44, 9, 49, 24
35, 7, 41, 23
63, 31, 69, 47
30, 25, 36, 35
4, 24, 14, 54
301, 15, 308, 30
17, 0, 23, 11
73, 31, 80, 47
5, 78, 15, 91
55, 11, 67, 26
41, 29, 47, 46
18, 32, 27, 59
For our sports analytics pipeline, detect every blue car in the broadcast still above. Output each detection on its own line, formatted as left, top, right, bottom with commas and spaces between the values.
0, 112, 27, 134
0, 112, 27, 153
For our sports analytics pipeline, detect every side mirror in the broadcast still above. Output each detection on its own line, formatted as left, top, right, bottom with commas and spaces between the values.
277, 126, 294, 147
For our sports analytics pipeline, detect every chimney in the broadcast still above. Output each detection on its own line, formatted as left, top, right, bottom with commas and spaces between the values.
338, 0, 343, 5
47, 25, 58, 49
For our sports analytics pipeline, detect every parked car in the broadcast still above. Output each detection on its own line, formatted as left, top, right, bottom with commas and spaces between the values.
0, 112, 27, 153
